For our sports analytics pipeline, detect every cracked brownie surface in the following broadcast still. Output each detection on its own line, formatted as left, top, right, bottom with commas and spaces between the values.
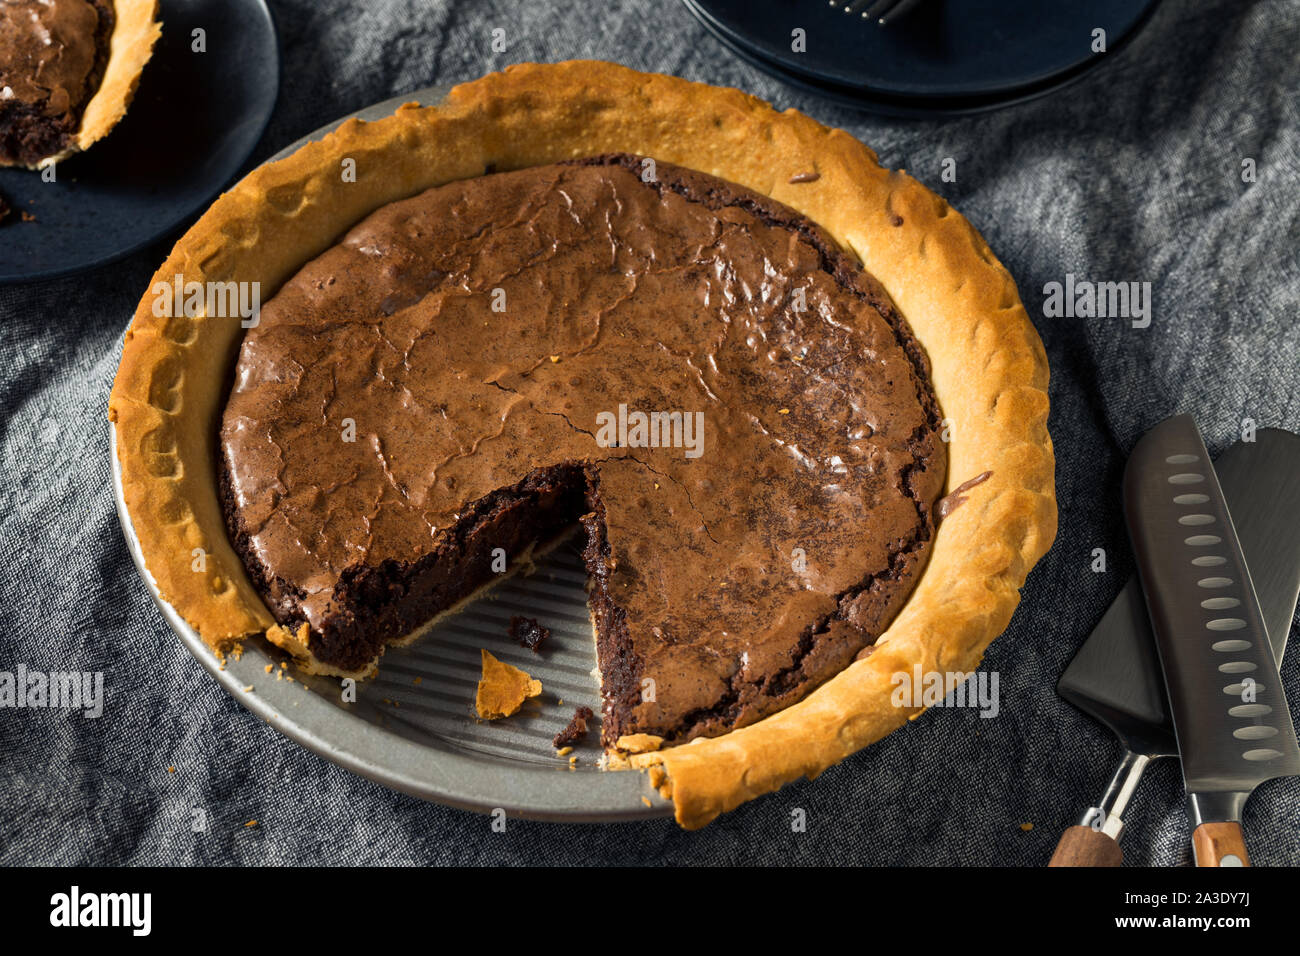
219, 154, 945, 746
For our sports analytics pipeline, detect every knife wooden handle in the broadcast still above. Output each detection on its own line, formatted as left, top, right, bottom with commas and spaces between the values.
1048, 825, 1123, 867
1193, 823, 1251, 867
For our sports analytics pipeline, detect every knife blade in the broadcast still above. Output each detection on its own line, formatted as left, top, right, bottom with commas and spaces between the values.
1125, 414, 1300, 866
1050, 429, 1300, 866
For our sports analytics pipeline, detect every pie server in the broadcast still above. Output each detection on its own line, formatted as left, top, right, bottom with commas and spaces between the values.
1050, 427, 1300, 866
1124, 414, 1300, 865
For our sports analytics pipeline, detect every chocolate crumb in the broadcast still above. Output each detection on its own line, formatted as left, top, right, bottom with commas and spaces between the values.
890, 213, 904, 227
936, 470, 993, 520
509, 615, 550, 653
788, 171, 820, 184
553, 705, 595, 748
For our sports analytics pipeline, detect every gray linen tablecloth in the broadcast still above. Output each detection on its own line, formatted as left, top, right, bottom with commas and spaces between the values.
2, 0, 1297, 866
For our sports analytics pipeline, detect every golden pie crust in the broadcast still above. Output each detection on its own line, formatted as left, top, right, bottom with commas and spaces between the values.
108, 61, 1056, 829
3, 0, 162, 170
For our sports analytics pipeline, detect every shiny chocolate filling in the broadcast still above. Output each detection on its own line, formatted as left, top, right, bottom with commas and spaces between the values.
219, 154, 945, 745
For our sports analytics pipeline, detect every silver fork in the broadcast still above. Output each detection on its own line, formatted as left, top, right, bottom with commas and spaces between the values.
828, 0, 926, 26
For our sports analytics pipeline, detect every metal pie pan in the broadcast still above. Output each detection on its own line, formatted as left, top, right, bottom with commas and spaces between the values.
110, 85, 672, 822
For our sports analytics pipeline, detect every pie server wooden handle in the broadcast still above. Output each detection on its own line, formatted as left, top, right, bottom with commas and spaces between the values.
1048, 749, 1151, 866
1048, 825, 1123, 867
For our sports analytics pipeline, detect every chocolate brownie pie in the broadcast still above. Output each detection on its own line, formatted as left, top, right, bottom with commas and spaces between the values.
218, 153, 946, 751
110, 62, 1056, 827
0, 0, 160, 168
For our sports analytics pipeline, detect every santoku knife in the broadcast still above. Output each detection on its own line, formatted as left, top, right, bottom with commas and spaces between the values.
1125, 414, 1300, 866
1050, 429, 1300, 866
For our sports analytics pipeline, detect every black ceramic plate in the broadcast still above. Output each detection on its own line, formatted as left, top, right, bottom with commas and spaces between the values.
0, 0, 279, 284
681, 0, 1163, 115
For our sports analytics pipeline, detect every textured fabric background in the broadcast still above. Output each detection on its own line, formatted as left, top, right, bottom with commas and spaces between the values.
2, 0, 1298, 866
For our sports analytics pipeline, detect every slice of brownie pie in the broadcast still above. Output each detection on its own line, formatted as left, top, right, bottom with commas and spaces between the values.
0, 0, 160, 168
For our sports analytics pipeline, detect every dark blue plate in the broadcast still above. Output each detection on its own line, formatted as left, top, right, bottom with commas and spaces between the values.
681, 0, 1163, 115
0, 0, 279, 284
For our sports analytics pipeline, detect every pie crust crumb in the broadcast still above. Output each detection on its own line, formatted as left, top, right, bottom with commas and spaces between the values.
475, 649, 542, 719
616, 733, 665, 754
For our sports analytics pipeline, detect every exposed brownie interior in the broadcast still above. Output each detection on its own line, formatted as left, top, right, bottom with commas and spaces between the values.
221, 462, 590, 674
0, 0, 116, 166
219, 153, 945, 746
